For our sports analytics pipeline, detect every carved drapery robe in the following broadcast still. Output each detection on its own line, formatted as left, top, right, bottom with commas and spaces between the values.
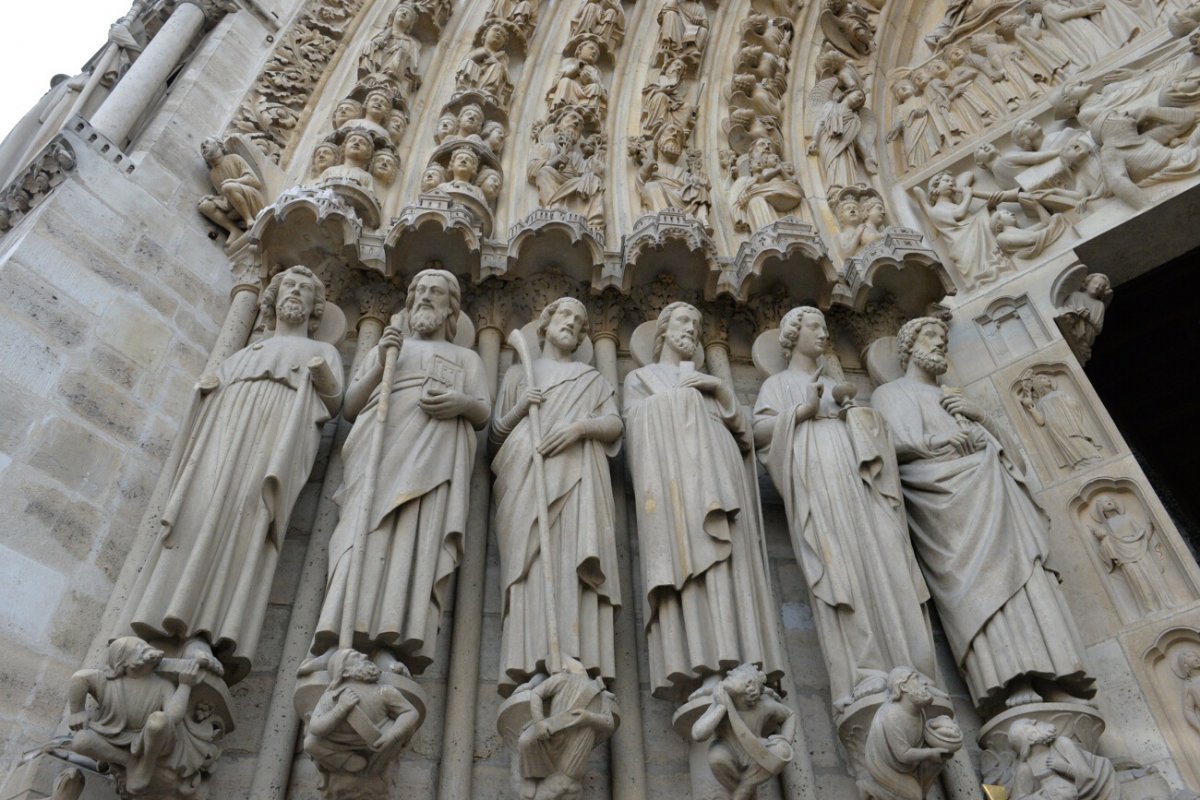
623, 362, 783, 701
872, 378, 1094, 714
492, 360, 622, 695
755, 372, 936, 705
124, 336, 343, 683
1031, 388, 1103, 469
313, 339, 489, 672
1095, 512, 1175, 613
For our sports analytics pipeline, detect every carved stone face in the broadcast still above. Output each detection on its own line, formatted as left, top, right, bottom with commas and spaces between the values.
559, 111, 584, 139
894, 80, 915, 102
450, 149, 479, 181
343, 133, 374, 166
546, 300, 587, 352
1084, 274, 1109, 297
974, 142, 998, 166
946, 46, 966, 66
436, 113, 458, 141
789, 310, 828, 359
663, 305, 700, 359
393, 4, 416, 32
483, 122, 506, 152
1190, 30, 1200, 55
371, 152, 400, 185
863, 199, 885, 226
312, 144, 339, 174
735, 674, 763, 708
577, 40, 600, 63
657, 124, 685, 158
1033, 373, 1055, 394
484, 23, 508, 50
201, 137, 224, 164
421, 164, 446, 191
276, 268, 316, 325
342, 650, 383, 683
365, 91, 391, 123
1013, 119, 1043, 151
478, 170, 502, 201
837, 200, 860, 227
912, 322, 949, 376
1097, 496, 1120, 517
845, 89, 866, 110
334, 100, 362, 129
409, 273, 453, 335
899, 674, 933, 706
459, 105, 484, 135
994, 208, 1017, 229
928, 60, 949, 79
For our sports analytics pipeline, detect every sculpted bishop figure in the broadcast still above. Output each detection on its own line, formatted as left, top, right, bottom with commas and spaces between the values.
122, 266, 344, 684
310, 269, 490, 676
623, 302, 783, 702
490, 298, 623, 696
872, 318, 1095, 717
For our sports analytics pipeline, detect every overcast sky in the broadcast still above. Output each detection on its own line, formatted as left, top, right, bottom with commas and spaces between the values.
0, 1, 134, 141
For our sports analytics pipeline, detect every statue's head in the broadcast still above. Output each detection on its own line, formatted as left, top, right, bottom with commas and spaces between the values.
458, 103, 485, 134
364, 89, 392, 122
476, 167, 503, 202
436, 112, 458, 142
655, 122, 686, 158
989, 208, 1017, 235
200, 137, 225, 165
844, 89, 866, 110
558, 109, 585, 138
106, 637, 164, 679
892, 79, 916, 102
888, 667, 933, 707
927, 171, 955, 200
576, 38, 600, 63
897, 316, 949, 376
371, 150, 400, 186
311, 142, 341, 175
1177, 649, 1200, 676
1012, 119, 1043, 151
723, 663, 767, 709
333, 99, 363, 129
262, 265, 326, 336
973, 142, 998, 167
449, 146, 480, 181
779, 306, 827, 362
483, 121, 506, 151
1010, 719, 1058, 760
836, 197, 861, 227
392, 2, 417, 31
1083, 273, 1111, 299
653, 301, 701, 361
406, 268, 461, 339
329, 649, 382, 687
538, 297, 590, 353
421, 162, 447, 192
1095, 495, 1121, 518
862, 195, 885, 225
483, 22, 509, 49
342, 131, 375, 167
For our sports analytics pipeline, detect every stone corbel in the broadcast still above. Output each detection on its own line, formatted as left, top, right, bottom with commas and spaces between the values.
723, 216, 833, 305
179, 0, 239, 27
843, 226, 955, 313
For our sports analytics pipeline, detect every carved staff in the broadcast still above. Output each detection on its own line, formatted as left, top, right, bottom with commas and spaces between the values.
506, 328, 563, 676
339, 322, 401, 649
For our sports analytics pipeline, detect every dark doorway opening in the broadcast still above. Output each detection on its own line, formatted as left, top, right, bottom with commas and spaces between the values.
1085, 248, 1200, 555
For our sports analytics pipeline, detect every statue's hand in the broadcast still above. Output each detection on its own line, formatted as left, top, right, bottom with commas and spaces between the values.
539, 422, 584, 457
68, 711, 89, 731
1046, 751, 1070, 775
940, 393, 984, 422
378, 325, 404, 355
339, 689, 360, 709
535, 721, 554, 741
515, 387, 546, 419
678, 372, 722, 395
178, 661, 203, 687
420, 388, 474, 420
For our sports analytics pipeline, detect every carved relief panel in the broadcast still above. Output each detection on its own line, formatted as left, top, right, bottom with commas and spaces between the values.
1141, 627, 1200, 789
1069, 479, 1195, 624
1005, 362, 1113, 480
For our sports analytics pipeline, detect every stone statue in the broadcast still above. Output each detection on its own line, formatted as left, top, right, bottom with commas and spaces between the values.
198, 137, 266, 240
1090, 496, 1177, 615
990, 207, 1070, 261
1008, 719, 1119, 799
490, 298, 623, 696
456, 23, 513, 106
886, 77, 941, 171
913, 170, 1016, 289
657, 0, 709, 66
753, 307, 937, 710
861, 668, 963, 800
572, 0, 625, 52
729, 138, 804, 232
517, 658, 618, 800
872, 318, 1095, 717
546, 39, 607, 114
310, 269, 490, 676
1055, 273, 1111, 364
302, 649, 421, 799
321, 130, 377, 192
1094, 108, 1200, 210
1177, 650, 1200, 735
630, 123, 711, 226
528, 111, 605, 229
1025, 0, 1112, 67
811, 87, 879, 188
641, 58, 691, 133
690, 663, 795, 800
122, 266, 343, 683
820, 0, 875, 56
1015, 369, 1104, 471
370, 149, 400, 187
623, 302, 783, 701
359, 1, 421, 99
65, 638, 223, 797
310, 142, 341, 181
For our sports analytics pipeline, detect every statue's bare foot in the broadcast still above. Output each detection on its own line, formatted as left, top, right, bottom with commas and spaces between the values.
1040, 685, 1093, 706
1005, 679, 1042, 708
390, 662, 412, 678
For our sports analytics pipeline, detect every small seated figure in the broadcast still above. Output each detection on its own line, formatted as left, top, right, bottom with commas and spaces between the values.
861, 667, 962, 800
691, 664, 795, 800
65, 637, 219, 796
989, 206, 1070, 261
517, 658, 618, 800
1009, 719, 1119, 800
303, 649, 421, 785
198, 137, 265, 240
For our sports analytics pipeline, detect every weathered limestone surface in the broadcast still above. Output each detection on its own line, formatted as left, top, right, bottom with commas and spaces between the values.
1, 0, 1199, 799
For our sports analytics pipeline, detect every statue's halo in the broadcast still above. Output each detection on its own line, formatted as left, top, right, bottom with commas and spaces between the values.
313, 302, 347, 346
752, 328, 787, 377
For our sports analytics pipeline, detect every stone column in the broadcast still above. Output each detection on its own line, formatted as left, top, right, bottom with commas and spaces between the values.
90, 0, 233, 146
248, 300, 389, 800
203, 267, 261, 375
704, 338, 733, 387
593, 331, 649, 800
438, 324, 501, 800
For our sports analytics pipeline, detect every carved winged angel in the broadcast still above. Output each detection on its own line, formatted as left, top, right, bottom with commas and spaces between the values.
809, 76, 879, 188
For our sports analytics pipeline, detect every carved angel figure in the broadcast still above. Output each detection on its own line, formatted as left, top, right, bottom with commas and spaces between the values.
861, 668, 962, 800
1090, 496, 1177, 615
913, 171, 1013, 290
1016, 369, 1104, 470
820, 0, 875, 56
809, 82, 879, 188
65, 638, 223, 797
691, 664, 795, 800
198, 137, 266, 240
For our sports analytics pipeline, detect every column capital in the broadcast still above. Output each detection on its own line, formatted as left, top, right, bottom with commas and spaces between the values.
179, 0, 239, 25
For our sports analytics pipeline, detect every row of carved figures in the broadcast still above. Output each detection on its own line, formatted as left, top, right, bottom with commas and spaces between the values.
45, 263, 1176, 800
